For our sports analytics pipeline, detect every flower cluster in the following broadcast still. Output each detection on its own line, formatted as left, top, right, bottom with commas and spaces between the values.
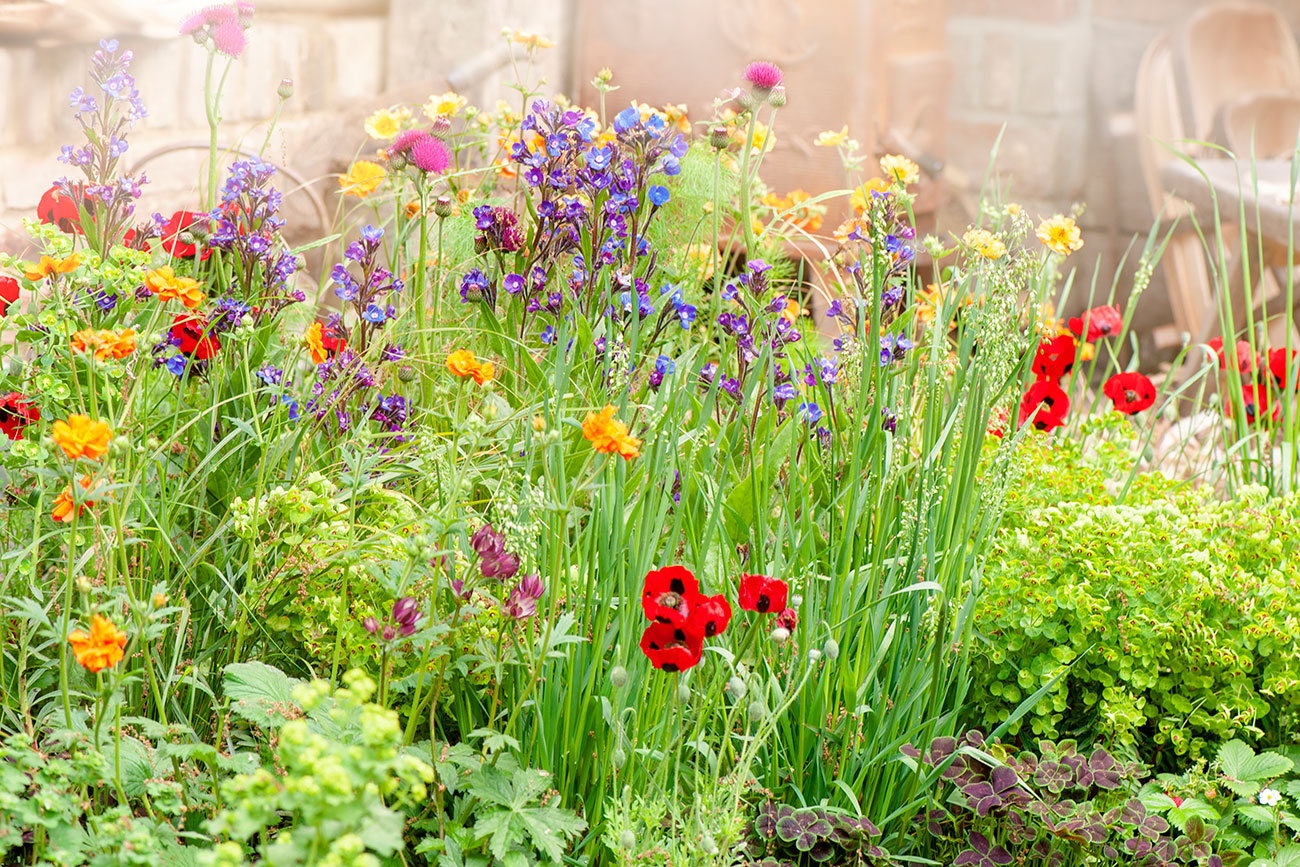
581, 404, 641, 459
638, 566, 731, 672
363, 597, 423, 643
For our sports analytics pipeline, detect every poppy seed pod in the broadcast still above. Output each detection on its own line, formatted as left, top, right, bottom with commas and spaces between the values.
770, 626, 790, 644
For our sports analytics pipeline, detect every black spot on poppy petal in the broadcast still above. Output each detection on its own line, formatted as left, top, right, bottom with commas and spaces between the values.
705, 622, 717, 637
757, 594, 770, 612
673, 629, 686, 641
662, 663, 679, 672
669, 578, 685, 593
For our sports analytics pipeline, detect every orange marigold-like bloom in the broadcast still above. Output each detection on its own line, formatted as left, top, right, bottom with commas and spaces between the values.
67, 614, 127, 672
71, 328, 136, 361
1037, 214, 1084, 256
446, 349, 490, 381
582, 404, 642, 460
471, 361, 495, 385
304, 321, 328, 364
52, 473, 98, 522
52, 414, 111, 461
144, 266, 205, 309
24, 254, 81, 281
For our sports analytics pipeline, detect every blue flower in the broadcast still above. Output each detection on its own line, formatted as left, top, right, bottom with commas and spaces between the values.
362, 303, 387, 324
659, 155, 681, 176
676, 303, 697, 329
360, 224, 384, 243
648, 184, 671, 207
773, 382, 797, 402
280, 395, 300, 421
655, 354, 675, 375
503, 272, 525, 295
797, 402, 823, 424
613, 106, 640, 134
540, 325, 556, 345
586, 145, 614, 171
165, 355, 187, 377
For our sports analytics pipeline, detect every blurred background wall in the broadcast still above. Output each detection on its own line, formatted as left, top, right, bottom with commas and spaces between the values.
2, 0, 1299, 353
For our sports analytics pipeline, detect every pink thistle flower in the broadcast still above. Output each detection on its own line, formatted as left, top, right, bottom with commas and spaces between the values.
744, 60, 783, 92
410, 136, 451, 174
388, 129, 427, 157
179, 4, 236, 35
212, 20, 246, 58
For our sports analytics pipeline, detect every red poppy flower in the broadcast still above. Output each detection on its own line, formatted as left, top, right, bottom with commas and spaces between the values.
171, 313, 221, 361
639, 622, 703, 672
641, 565, 700, 626
0, 276, 19, 316
1032, 335, 1076, 382
1233, 384, 1280, 424
161, 210, 213, 260
684, 593, 732, 639
1018, 381, 1069, 432
1067, 305, 1122, 342
738, 574, 788, 614
0, 392, 39, 441
37, 185, 85, 235
775, 607, 797, 632
1102, 372, 1156, 414
1206, 337, 1256, 374
1268, 348, 1300, 391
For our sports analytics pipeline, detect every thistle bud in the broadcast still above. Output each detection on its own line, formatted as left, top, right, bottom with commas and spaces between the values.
709, 126, 730, 150
277, 78, 294, 101
736, 90, 754, 111
398, 365, 417, 382
433, 196, 454, 218
767, 86, 787, 107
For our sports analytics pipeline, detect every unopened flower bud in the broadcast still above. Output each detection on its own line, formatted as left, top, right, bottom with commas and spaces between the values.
532, 415, 546, 432
747, 700, 765, 723
677, 683, 690, 702
609, 665, 628, 688
363, 617, 379, 634
767, 86, 787, 107
75, 575, 92, 593
726, 676, 747, 700
382, 624, 397, 641
595, 67, 613, 84
701, 834, 718, 855
612, 747, 626, 768
152, 592, 169, 609
277, 78, 294, 101
618, 830, 636, 850
709, 126, 730, 150
737, 90, 754, 111
431, 116, 452, 135
823, 638, 840, 660
398, 365, 417, 382
434, 196, 453, 218
770, 626, 790, 644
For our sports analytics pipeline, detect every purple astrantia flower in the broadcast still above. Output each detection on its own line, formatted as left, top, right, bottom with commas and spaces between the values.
502, 574, 545, 620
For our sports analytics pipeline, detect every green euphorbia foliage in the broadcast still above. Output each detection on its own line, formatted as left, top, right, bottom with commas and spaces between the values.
972, 422, 1300, 764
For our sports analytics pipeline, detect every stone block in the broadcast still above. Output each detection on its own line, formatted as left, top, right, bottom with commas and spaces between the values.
950, 0, 1081, 23
1017, 27, 1089, 118
976, 27, 1019, 113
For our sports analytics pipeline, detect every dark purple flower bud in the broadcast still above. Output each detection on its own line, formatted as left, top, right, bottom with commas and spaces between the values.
481, 551, 520, 581
363, 616, 379, 634
382, 624, 397, 641
470, 524, 504, 558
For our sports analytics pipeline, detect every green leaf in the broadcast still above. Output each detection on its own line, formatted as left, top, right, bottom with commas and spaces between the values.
1220, 740, 1256, 779
1242, 752, 1294, 782
1237, 804, 1276, 834
221, 661, 303, 728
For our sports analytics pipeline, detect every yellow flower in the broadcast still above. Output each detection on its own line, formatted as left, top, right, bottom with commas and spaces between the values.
52, 474, 98, 523
502, 27, 555, 49
880, 154, 920, 186
582, 405, 641, 460
1005, 202, 1022, 217
962, 228, 1007, 260
52, 414, 111, 461
814, 126, 849, 147
423, 91, 468, 121
144, 266, 205, 308
67, 614, 127, 671
781, 298, 806, 324
1036, 214, 1084, 256
364, 106, 410, 140
850, 178, 892, 215
680, 243, 717, 281
24, 254, 81, 281
339, 160, 385, 197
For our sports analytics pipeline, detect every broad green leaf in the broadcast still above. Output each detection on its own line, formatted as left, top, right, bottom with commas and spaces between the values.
221, 660, 302, 728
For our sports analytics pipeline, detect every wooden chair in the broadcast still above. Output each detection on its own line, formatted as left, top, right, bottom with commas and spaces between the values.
1136, 3, 1300, 353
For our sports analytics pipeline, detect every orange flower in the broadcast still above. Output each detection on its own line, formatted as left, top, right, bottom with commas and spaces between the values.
447, 349, 493, 384
304, 321, 328, 364
67, 614, 127, 672
52, 473, 98, 522
52, 414, 112, 461
850, 178, 893, 214
144, 266, 205, 309
582, 404, 642, 460
71, 328, 136, 361
24, 254, 81, 281
833, 217, 870, 245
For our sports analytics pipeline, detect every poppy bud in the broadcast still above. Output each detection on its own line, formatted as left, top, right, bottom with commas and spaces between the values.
747, 700, 765, 723
434, 196, 454, 218
823, 638, 840, 660
677, 683, 690, 702
612, 747, 626, 768
770, 626, 790, 644
618, 830, 636, 850
726, 676, 747, 700
610, 665, 628, 688
277, 78, 294, 100
768, 86, 787, 107
709, 126, 730, 150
